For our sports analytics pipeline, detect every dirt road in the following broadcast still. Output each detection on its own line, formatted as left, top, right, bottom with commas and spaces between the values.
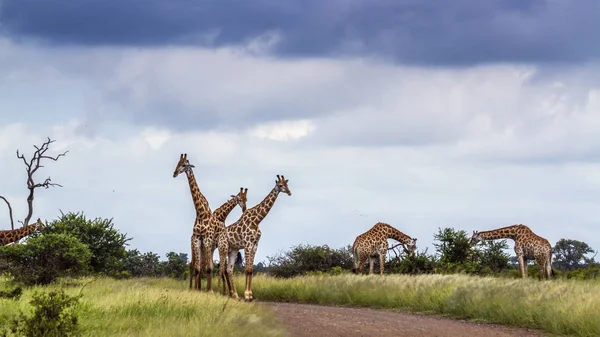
263, 302, 549, 337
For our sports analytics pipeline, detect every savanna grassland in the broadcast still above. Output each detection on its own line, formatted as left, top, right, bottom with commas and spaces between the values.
2, 273, 599, 337
0, 276, 285, 337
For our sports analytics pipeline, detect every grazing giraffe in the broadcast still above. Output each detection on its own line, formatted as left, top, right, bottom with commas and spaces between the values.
352, 222, 417, 275
172, 153, 232, 294
223, 174, 292, 301
0, 218, 45, 246
470, 224, 555, 280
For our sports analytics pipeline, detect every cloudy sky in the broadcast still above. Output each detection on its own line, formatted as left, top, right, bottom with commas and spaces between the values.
1, 0, 600, 263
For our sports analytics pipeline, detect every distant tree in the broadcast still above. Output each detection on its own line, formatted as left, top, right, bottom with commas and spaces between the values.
0, 137, 68, 230
553, 239, 597, 270
37, 211, 131, 276
123, 249, 162, 277
159, 252, 188, 279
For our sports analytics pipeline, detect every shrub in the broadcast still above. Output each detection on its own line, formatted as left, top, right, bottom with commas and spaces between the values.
266, 244, 353, 278
0, 234, 91, 285
37, 211, 131, 276
2, 290, 82, 337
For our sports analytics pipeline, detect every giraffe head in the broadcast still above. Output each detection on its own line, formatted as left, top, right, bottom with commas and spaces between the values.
173, 153, 195, 178
230, 187, 249, 212
274, 174, 292, 196
470, 230, 482, 245
405, 237, 417, 254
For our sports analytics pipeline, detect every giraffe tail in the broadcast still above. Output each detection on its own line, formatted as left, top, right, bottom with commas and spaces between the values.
235, 252, 243, 266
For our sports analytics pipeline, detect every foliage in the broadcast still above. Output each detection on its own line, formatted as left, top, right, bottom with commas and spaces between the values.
160, 252, 189, 279
266, 244, 353, 278
0, 234, 91, 285
432, 227, 478, 273
2, 290, 81, 337
386, 248, 438, 274
123, 249, 189, 279
36, 211, 131, 276
0, 287, 22, 300
474, 239, 511, 274
553, 238, 597, 270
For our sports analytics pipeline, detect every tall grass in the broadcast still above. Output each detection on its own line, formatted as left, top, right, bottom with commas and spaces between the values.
226, 273, 599, 337
0, 277, 286, 337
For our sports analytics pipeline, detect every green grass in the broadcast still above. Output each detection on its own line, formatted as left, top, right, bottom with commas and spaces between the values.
0, 277, 286, 337
225, 273, 600, 337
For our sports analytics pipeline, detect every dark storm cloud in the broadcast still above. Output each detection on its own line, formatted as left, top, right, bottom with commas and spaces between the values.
1, 0, 600, 66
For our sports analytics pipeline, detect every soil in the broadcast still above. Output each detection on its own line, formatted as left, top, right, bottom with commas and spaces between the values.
262, 302, 549, 337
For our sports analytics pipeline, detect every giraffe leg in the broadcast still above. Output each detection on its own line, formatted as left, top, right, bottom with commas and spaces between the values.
244, 247, 256, 302
204, 243, 214, 293
517, 255, 527, 279
226, 249, 239, 299
194, 236, 203, 291
368, 257, 375, 275
357, 256, 368, 275
379, 252, 386, 276
189, 235, 196, 290
536, 257, 546, 281
217, 240, 229, 296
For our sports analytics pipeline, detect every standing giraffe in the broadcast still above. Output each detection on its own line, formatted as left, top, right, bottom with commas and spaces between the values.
188, 187, 248, 292
0, 218, 45, 246
172, 153, 232, 294
470, 224, 555, 280
352, 222, 417, 275
206, 187, 248, 294
223, 174, 292, 301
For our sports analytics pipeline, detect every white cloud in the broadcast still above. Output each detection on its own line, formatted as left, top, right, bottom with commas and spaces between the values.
1, 38, 600, 263
249, 119, 315, 141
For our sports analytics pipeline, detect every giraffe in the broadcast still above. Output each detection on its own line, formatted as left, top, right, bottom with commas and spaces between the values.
351, 222, 417, 275
0, 218, 45, 246
223, 174, 292, 301
470, 224, 555, 280
172, 153, 232, 294
205, 187, 248, 294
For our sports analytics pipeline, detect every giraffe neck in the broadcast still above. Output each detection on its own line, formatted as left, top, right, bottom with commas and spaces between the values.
213, 197, 237, 223
248, 187, 280, 228
478, 225, 524, 241
383, 225, 411, 244
0, 225, 39, 245
185, 169, 212, 220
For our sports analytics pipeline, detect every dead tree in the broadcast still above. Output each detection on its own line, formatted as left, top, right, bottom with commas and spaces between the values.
0, 137, 68, 230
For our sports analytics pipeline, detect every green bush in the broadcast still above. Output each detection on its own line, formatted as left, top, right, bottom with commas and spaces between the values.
2, 290, 81, 337
266, 244, 353, 278
37, 211, 131, 276
0, 234, 91, 285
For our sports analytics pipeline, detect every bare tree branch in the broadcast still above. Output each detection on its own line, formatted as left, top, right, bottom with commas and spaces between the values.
0, 196, 15, 230
8, 137, 68, 227
388, 243, 404, 251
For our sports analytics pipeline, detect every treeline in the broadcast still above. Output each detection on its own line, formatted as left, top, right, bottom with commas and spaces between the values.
265, 227, 600, 280
1, 211, 598, 286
